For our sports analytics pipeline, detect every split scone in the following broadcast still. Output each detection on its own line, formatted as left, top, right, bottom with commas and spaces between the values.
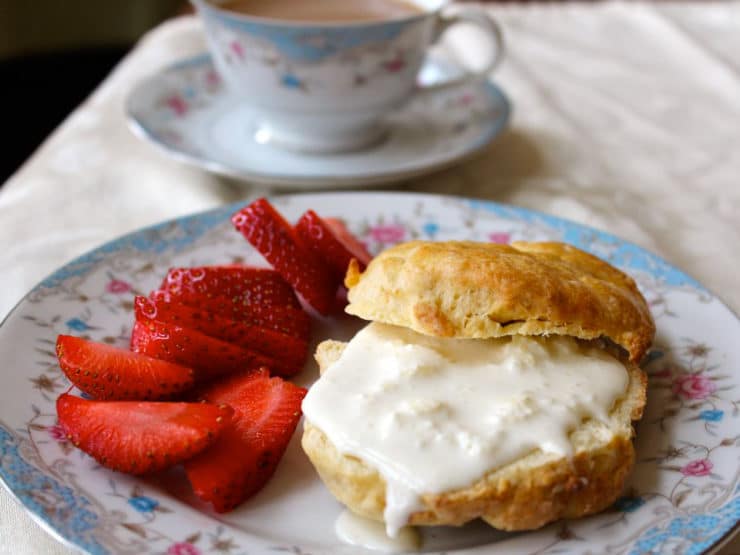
302, 241, 654, 536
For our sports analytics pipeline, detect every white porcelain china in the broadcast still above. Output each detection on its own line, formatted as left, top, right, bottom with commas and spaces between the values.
0, 192, 738, 554
126, 54, 510, 187
191, 0, 503, 153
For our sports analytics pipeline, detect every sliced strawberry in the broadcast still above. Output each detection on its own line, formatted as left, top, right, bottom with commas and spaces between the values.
161, 266, 300, 309
184, 369, 307, 512
232, 198, 338, 315
135, 296, 308, 372
130, 320, 294, 379
56, 335, 194, 401
56, 393, 232, 475
323, 217, 372, 267
151, 289, 311, 340
295, 211, 372, 279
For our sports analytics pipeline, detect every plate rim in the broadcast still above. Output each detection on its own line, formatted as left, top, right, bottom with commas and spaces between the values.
124, 53, 512, 188
1, 190, 739, 555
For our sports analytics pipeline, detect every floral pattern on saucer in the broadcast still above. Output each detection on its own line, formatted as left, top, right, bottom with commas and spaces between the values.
1, 193, 739, 554
125, 55, 511, 187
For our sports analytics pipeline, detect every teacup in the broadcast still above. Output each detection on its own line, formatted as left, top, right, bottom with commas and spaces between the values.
191, 0, 504, 154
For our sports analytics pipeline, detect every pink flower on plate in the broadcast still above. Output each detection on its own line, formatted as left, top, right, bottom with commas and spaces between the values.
672, 374, 716, 400
369, 224, 405, 244
167, 543, 200, 555
488, 232, 511, 244
106, 279, 131, 294
680, 458, 713, 477
47, 424, 67, 442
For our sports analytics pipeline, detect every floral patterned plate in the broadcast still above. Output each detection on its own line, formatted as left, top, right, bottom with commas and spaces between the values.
125, 54, 510, 188
1, 192, 739, 555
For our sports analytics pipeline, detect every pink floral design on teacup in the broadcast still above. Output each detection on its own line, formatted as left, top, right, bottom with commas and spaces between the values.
230, 40, 245, 60
205, 69, 221, 87
165, 95, 188, 117
383, 54, 406, 73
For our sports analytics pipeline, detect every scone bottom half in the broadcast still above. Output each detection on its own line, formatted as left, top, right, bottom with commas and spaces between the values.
303, 335, 647, 533
301, 240, 652, 534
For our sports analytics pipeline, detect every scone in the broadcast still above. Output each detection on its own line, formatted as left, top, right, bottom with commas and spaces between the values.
301, 241, 653, 536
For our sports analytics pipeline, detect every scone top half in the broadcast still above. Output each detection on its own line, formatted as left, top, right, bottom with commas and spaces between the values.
345, 241, 655, 363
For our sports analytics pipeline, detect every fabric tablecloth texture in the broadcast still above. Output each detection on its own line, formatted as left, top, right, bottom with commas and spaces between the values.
1, 3, 738, 554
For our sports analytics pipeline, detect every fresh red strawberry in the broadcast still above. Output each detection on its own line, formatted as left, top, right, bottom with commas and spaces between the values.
135, 296, 308, 372
184, 369, 307, 512
56, 335, 194, 401
161, 266, 300, 308
323, 217, 372, 267
232, 198, 338, 315
130, 320, 294, 379
151, 289, 311, 340
56, 393, 232, 475
295, 211, 372, 278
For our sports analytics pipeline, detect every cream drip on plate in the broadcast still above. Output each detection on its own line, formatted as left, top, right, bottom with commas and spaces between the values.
302, 322, 629, 537
334, 509, 420, 553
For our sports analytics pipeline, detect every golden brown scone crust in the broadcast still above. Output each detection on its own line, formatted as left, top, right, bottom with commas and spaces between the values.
303, 340, 648, 531
345, 241, 655, 363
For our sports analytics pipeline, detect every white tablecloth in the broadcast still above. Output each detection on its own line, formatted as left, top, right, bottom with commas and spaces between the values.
1, 4, 739, 554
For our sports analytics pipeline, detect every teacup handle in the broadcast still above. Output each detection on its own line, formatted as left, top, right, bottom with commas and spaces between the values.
419, 7, 505, 92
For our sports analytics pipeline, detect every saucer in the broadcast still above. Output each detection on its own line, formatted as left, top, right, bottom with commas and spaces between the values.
125, 53, 510, 188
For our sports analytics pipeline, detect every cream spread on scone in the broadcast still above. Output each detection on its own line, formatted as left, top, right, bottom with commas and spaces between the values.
302, 322, 629, 537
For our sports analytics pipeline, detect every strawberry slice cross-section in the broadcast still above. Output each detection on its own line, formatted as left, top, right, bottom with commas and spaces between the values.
130, 319, 293, 380
56, 335, 195, 401
56, 393, 233, 475
295, 210, 372, 279
150, 289, 311, 341
184, 369, 307, 512
232, 198, 338, 315
161, 266, 300, 309
134, 296, 308, 374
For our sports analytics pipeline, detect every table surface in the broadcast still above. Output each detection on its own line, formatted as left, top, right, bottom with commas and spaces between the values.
1, 3, 739, 554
